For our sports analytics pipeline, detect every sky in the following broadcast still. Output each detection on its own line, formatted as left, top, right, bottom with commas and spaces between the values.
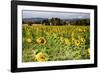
22, 10, 90, 19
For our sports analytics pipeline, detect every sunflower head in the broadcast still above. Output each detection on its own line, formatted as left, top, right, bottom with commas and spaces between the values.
75, 40, 80, 46
71, 38, 75, 44
65, 38, 70, 45
36, 37, 46, 44
78, 29, 82, 32
80, 38, 85, 42
35, 52, 47, 62
26, 38, 32, 43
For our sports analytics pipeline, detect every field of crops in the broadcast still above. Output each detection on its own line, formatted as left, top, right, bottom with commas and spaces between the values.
22, 24, 90, 62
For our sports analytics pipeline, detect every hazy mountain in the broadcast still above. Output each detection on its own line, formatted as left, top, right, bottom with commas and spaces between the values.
23, 18, 48, 22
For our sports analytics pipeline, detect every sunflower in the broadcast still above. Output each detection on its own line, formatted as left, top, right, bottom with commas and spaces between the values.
36, 37, 46, 44
71, 38, 75, 45
65, 38, 70, 45
26, 38, 32, 43
78, 29, 82, 32
80, 38, 85, 42
75, 40, 80, 46
35, 52, 47, 62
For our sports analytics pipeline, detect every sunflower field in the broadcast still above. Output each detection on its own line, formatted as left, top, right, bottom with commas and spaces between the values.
22, 24, 90, 62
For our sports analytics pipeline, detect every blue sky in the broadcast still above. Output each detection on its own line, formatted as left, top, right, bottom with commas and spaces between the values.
22, 10, 90, 19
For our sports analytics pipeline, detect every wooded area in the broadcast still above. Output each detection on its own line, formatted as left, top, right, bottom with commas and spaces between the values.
23, 18, 90, 26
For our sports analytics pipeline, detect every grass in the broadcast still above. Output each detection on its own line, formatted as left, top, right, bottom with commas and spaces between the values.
22, 24, 90, 62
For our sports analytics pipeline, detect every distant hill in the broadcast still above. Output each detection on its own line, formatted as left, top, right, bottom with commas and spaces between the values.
23, 18, 48, 23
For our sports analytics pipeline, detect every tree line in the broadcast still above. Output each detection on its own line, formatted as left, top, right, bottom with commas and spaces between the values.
23, 18, 90, 26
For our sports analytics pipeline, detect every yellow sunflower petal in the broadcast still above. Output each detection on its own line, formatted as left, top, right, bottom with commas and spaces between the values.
36, 52, 47, 62
36, 37, 46, 45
